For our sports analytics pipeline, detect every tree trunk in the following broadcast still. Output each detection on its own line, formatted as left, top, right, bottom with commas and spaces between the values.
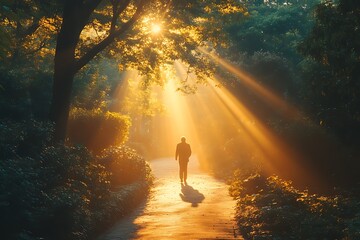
49, 1, 86, 142
49, 0, 140, 141
49, 53, 76, 142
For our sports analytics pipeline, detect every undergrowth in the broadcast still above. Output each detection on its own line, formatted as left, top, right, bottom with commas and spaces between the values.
0, 120, 153, 240
229, 171, 360, 240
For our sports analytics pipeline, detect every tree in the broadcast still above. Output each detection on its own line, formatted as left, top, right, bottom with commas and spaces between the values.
299, 0, 360, 142
0, 0, 60, 120
227, 0, 318, 62
49, 0, 245, 142
0, 0, 60, 65
220, 0, 318, 118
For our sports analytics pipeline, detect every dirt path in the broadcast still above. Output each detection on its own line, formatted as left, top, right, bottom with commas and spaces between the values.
98, 157, 242, 239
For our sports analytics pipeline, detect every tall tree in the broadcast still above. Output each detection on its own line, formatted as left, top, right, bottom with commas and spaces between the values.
50, 0, 245, 142
0, 0, 60, 119
299, 0, 360, 141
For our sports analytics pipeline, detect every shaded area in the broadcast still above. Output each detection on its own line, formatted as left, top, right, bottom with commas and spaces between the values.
179, 183, 205, 207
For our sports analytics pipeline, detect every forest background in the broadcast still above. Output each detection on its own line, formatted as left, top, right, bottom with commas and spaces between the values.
1, 0, 360, 239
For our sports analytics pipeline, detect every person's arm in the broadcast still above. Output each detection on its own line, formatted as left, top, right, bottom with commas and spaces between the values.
175, 144, 179, 161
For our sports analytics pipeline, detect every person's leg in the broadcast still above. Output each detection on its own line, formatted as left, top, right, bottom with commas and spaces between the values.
183, 161, 188, 182
179, 162, 184, 182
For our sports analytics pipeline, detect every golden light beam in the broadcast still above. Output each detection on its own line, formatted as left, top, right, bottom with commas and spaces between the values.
151, 23, 162, 34
167, 61, 321, 188
198, 47, 302, 120
111, 60, 324, 190
209, 77, 308, 178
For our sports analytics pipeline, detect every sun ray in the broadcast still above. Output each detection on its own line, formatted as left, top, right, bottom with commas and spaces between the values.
151, 23, 162, 34
112, 60, 325, 189
198, 47, 303, 120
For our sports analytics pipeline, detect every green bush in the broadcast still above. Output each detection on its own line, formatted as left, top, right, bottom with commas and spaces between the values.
98, 146, 153, 187
37, 145, 111, 240
0, 143, 111, 239
67, 108, 131, 153
230, 173, 360, 240
0, 120, 53, 159
0, 120, 152, 239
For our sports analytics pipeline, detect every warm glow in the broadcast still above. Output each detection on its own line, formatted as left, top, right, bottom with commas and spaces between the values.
112, 59, 324, 189
151, 23, 162, 34
198, 47, 302, 120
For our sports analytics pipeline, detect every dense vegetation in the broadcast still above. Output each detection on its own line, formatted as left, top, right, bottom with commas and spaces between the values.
0, 0, 243, 238
229, 173, 360, 239
197, 0, 360, 187
1, 0, 360, 239
0, 120, 152, 239
223, 0, 360, 238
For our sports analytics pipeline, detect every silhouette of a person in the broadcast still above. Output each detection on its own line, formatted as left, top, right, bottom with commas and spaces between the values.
175, 136, 192, 183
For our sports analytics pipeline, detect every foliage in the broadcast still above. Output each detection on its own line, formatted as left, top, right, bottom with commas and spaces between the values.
0, 0, 56, 121
98, 146, 153, 187
65, 0, 246, 82
268, 119, 359, 189
220, 0, 360, 189
0, 120, 109, 239
0, 0, 60, 65
222, 0, 318, 114
72, 69, 110, 110
67, 108, 131, 153
0, 69, 53, 121
299, 0, 360, 77
0, 1, 55, 121
230, 173, 360, 240
223, 0, 317, 107
0, 120, 54, 158
35, 145, 111, 240
72, 59, 125, 111
0, 120, 152, 239
241, 51, 296, 96
298, 0, 360, 143
42, 0, 247, 141
227, 1, 316, 61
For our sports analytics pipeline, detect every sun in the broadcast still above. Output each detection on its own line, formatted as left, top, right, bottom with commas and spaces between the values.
151, 23, 162, 34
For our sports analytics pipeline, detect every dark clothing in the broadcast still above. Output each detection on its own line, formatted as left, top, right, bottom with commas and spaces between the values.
175, 142, 191, 161
175, 142, 191, 181
179, 160, 188, 182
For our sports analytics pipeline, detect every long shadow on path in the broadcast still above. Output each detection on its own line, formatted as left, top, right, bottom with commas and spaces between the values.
179, 183, 205, 207
98, 157, 241, 239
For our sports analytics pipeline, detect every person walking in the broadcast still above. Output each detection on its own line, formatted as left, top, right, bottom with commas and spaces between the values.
175, 136, 192, 183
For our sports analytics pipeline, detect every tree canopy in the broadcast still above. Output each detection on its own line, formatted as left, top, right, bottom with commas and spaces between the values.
2, 1, 360, 238
39, 0, 244, 141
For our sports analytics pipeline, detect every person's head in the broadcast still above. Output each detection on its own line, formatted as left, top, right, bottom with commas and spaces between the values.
181, 136, 186, 143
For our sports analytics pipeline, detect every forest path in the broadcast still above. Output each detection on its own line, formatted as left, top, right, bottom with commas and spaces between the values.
98, 157, 242, 239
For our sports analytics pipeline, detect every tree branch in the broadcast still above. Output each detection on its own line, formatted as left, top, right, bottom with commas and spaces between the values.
83, 0, 103, 15
117, 0, 133, 16
22, 22, 40, 37
75, 0, 145, 72
25, 40, 47, 55
110, 0, 132, 33
110, 1, 119, 33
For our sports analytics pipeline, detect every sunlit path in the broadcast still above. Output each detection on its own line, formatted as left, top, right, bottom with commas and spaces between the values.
98, 157, 241, 239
